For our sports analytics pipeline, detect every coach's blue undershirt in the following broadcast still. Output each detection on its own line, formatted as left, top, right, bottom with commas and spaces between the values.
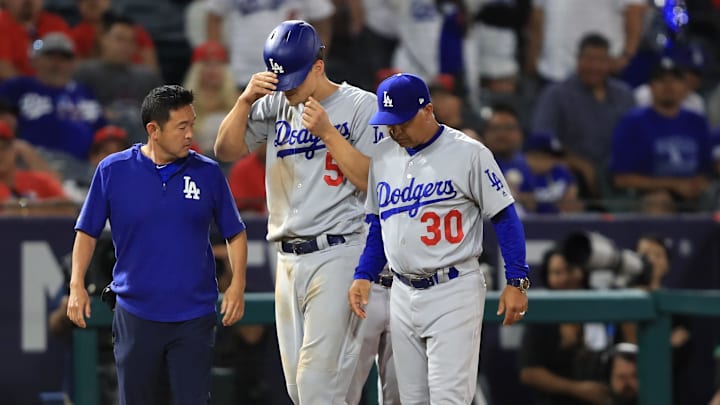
155, 158, 185, 183
354, 214, 387, 281
405, 125, 444, 156
491, 204, 530, 280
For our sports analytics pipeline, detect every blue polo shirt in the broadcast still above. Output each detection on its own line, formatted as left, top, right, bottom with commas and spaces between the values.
75, 144, 246, 322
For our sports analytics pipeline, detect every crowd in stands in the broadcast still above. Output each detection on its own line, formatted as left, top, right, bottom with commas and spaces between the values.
1, 0, 720, 217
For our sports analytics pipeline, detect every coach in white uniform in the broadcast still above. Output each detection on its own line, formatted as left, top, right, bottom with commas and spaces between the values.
349, 73, 531, 404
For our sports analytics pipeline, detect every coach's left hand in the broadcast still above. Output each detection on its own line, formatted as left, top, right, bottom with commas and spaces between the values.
497, 286, 528, 326
221, 282, 245, 326
303, 96, 335, 141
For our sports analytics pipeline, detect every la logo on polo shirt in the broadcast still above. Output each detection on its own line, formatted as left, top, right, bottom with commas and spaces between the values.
183, 176, 200, 200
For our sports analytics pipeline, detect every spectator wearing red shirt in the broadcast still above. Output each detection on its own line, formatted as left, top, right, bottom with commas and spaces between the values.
228, 143, 266, 213
0, 0, 70, 80
0, 120, 68, 209
70, 0, 158, 70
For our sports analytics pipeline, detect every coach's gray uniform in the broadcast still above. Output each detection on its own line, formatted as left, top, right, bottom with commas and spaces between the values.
245, 83, 382, 404
367, 125, 515, 404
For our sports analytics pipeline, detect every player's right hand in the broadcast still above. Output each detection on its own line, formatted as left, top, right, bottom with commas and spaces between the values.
239, 71, 279, 105
348, 279, 372, 319
67, 285, 91, 328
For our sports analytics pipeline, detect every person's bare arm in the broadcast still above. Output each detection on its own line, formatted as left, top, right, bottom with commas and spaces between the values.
13, 140, 61, 179
139, 47, 159, 71
206, 12, 224, 43
622, 4, 645, 59
520, 367, 610, 405
67, 231, 97, 328
614, 174, 707, 200
220, 231, 247, 326
564, 154, 598, 197
710, 389, 720, 405
612, 3, 646, 72
214, 72, 278, 161
524, 6, 544, 75
0, 61, 17, 81
557, 183, 584, 213
346, 0, 365, 36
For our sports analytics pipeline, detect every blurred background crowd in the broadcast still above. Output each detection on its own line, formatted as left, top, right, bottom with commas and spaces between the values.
3, 0, 720, 404
2, 0, 720, 216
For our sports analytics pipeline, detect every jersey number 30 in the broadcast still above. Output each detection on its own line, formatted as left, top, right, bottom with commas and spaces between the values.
420, 209, 464, 246
324, 153, 344, 186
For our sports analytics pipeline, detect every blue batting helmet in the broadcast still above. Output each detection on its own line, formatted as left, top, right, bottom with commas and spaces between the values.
263, 20, 324, 92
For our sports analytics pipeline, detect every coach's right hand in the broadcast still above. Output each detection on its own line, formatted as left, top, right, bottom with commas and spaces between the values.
240, 72, 278, 105
67, 284, 91, 328
348, 279, 372, 319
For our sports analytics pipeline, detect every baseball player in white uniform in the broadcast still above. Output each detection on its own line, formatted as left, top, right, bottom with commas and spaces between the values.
214, 20, 384, 404
349, 73, 531, 404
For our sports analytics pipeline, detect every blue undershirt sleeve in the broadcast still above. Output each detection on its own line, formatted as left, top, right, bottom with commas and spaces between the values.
354, 214, 387, 282
491, 204, 530, 280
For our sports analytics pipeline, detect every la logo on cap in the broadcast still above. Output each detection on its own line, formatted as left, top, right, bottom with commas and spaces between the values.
268, 58, 284, 74
383, 91, 393, 108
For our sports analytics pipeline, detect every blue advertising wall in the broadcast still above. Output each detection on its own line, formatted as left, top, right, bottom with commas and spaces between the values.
2, 215, 719, 404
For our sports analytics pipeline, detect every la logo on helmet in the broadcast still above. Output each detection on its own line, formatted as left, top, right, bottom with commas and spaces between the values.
383, 91, 393, 108
268, 58, 284, 74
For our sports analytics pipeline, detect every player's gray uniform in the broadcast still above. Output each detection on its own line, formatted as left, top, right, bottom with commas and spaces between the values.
346, 268, 399, 405
245, 83, 382, 404
366, 125, 514, 404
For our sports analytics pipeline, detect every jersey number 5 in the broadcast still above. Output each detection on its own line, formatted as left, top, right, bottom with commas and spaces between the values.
324, 153, 344, 186
420, 209, 464, 246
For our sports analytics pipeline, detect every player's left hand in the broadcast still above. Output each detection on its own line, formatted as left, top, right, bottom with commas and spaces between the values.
497, 285, 528, 326
221, 282, 245, 326
348, 279, 372, 319
302, 96, 335, 140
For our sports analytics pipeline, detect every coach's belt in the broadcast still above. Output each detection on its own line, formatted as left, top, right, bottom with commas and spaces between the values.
391, 267, 460, 290
375, 274, 393, 288
280, 235, 346, 255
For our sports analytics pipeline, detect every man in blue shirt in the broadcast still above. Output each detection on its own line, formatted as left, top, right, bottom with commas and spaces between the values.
67, 85, 248, 404
610, 58, 711, 210
0, 33, 105, 160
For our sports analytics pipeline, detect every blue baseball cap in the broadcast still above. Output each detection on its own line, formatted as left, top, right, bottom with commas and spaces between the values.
524, 131, 564, 157
369, 73, 431, 126
263, 20, 324, 92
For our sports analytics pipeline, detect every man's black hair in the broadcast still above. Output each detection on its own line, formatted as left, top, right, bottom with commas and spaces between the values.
101, 11, 136, 34
489, 103, 518, 119
578, 33, 610, 55
141, 85, 194, 129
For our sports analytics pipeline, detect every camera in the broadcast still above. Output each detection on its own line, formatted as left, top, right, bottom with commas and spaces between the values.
561, 231, 653, 288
